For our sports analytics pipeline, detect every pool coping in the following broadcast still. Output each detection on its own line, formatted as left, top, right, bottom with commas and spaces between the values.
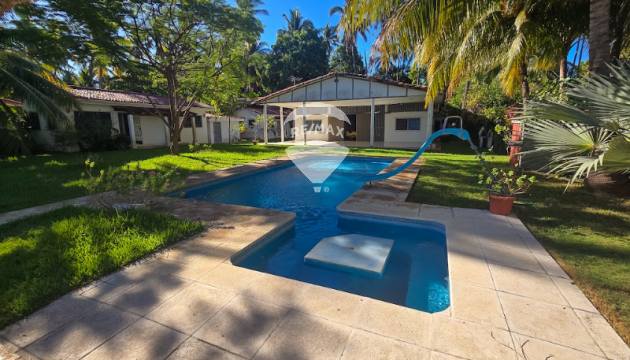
1, 155, 628, 360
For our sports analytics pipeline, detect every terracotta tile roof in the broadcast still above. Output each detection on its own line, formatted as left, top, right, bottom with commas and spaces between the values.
68, 86, 212, 109
254, 72, 429, 104
1, 98, 22, 107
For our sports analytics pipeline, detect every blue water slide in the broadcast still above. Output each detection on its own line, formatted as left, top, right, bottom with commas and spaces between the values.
356, 127, 472, 183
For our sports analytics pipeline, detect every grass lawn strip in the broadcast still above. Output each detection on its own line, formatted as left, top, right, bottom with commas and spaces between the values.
0, 206, 203, 329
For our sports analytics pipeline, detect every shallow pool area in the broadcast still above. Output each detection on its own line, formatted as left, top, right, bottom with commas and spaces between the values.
183, 156, 450, 313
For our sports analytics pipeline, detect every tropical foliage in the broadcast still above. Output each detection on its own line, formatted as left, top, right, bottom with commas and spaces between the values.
330, 44, 365, 73
521, 63, 630, 184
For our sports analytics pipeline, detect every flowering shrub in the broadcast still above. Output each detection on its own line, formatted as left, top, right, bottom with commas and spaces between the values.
478, 167, 536, 197
84, 158, 191, 208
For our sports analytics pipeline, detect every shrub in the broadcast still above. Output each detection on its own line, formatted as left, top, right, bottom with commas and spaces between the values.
478, 167, 536, 197
84, 159, 190, 208
188, 143, 212, 153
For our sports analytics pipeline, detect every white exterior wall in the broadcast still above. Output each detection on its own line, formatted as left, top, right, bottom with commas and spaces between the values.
138, 115, 167, 146
292, 114, 329, 141
384, 110, 430, 146
207, 118, 241, 143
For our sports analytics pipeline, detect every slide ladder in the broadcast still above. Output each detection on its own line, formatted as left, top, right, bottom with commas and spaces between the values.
357, 116, 494, 183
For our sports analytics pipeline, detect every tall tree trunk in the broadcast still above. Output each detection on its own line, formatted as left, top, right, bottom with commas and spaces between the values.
166, 70, 180, 155
98, 67, 104, 89
589, 0, 612, 75
520, 62, 530, 99
609, 1, 629, 63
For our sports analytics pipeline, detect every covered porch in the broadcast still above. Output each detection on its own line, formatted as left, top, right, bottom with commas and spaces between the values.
254, 73, 442, 148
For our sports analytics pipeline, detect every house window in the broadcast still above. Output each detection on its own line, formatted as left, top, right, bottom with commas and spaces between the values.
395, 118, 421, 131
117, 113, 129, 134
248, 119, 256, 126
26, 112, 41, 130
184, 116, 202, 128
305, 120, 323, 133
74, 111, 112, 134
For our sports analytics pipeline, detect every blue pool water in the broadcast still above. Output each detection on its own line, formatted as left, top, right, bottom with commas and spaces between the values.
183, 156, 450, 313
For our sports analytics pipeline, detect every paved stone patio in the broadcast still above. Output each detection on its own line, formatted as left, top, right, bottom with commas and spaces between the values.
0, 156, 629, 360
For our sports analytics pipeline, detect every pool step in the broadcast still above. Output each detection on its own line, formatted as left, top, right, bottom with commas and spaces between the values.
304, 234, 394, 278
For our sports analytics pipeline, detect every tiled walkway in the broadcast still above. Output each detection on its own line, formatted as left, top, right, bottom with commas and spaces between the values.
1, 157, 629, 360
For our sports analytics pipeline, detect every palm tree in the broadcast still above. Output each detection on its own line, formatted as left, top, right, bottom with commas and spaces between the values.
521, 63, 630, 185
321, 23, 339, 57
245, 41, 270, 93
0, 50, 78, 155
340, 0, 588, 100
589, 0, 612, 75
278, 8, 314, 34
236, 0, 269, 17
330, 5, 368, 74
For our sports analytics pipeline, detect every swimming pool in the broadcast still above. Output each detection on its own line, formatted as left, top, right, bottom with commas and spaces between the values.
183, 156, 450, 313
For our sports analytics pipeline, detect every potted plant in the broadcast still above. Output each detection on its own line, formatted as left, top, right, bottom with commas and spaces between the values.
478, 168, 535, 215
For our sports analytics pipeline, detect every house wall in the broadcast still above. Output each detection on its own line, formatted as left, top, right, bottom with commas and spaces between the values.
292, 114, 329, 141
384, 110, 430, 146
26, 99, 209, 151
206, 118, 241, 144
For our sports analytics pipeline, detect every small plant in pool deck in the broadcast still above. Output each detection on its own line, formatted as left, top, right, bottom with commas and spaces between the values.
478, 167, 536, 215
84, 158, 190, 209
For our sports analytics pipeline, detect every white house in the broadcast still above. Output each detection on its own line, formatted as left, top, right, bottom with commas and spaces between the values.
254, 72, 444, 149
236, 105, 292, 141
25, 86, 243, 151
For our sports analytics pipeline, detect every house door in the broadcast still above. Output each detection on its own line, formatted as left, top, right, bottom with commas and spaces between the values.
213, 122, 222, 143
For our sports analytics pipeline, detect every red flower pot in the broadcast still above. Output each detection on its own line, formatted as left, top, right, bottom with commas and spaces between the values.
488, 195, 516, 215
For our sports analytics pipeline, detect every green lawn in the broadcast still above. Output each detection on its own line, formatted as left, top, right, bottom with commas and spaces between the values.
411, 141, 630, 345
0, 206, 203, 328
0, 143, 289, 213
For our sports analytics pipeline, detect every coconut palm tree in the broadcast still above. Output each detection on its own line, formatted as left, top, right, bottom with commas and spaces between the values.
521, 62, 630, 185
330, 4, 368, 74
236, 0, 269, 17
321, 23, 339, 57
245, 41, 270, 93
278, 8, 314, 34
340, 0, 589, 100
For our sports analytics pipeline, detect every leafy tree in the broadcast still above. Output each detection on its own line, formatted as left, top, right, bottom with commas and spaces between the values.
329, 44, 365, 73
95, 0, 261, 155
245, 41, 270, 94
262, 26, 328, 92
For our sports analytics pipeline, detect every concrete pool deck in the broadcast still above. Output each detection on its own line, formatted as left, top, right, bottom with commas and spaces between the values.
0, 156, 629, 360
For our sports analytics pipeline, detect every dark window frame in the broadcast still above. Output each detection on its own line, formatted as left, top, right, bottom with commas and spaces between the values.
395, 118, 421, 131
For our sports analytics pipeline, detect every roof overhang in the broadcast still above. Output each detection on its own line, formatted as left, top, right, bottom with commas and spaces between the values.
254, 73, 436, 107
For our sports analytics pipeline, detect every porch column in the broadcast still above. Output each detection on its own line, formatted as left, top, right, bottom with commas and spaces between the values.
426, 100, 434, 140
164, 116, 171, 147
263, 104, 268, 144
191, 115, 197, 144
370, 98, 375, 147
302, 101, 307, 145
127, 115, 136, 149
280, 106, 284, 143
